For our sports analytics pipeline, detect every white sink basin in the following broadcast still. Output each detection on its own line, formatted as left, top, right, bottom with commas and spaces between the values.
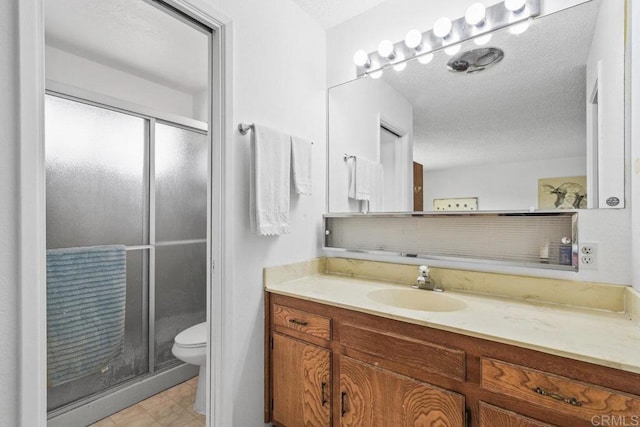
367, 288, 467, 312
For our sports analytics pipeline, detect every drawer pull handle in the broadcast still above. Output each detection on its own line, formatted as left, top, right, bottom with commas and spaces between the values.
321, 382, 327, 406
289, 318, 308, 326
532, 387, 583, 407
341, 392, 347, 416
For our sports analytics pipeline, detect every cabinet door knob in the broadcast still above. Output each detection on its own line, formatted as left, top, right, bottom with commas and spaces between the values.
321, 382, 327, 406
532, 386, 583, 407
288, 318, 308, 326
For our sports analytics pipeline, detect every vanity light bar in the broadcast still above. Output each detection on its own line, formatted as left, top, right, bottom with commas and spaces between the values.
354, 0, 541, 78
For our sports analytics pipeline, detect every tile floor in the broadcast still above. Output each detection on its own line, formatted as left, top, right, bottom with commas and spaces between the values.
90, 377, 205, 427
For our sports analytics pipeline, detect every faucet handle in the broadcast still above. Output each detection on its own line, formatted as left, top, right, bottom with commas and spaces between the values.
418, 265, 429, 277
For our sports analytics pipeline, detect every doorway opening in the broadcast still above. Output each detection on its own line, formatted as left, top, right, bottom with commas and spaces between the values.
43, 1, 220, 425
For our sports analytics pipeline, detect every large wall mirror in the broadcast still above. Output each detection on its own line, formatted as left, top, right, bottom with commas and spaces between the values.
328, 0, 625, 213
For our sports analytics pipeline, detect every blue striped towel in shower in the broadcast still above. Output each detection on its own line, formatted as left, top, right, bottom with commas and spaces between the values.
46, 245, 127, 387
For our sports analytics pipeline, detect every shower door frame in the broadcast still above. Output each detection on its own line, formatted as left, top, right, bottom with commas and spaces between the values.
44, 86, 208, 417
17, 1, 233, 426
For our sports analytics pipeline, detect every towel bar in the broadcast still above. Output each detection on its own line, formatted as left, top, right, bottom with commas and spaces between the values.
238, 123, 254, 135
238, 123, 315, 144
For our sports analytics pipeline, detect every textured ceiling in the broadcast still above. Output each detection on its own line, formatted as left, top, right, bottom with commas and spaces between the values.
291, 0, 389, 28
377, 0, 600, 170
46, 0, 209, 94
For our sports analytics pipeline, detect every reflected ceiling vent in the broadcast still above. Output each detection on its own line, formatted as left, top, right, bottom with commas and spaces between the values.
447, 47, 504, 74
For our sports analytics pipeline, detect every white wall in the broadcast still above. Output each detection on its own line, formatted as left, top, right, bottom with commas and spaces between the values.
0, 0, 20, 425
45, 46, 200, 120
632, 0, 640, 292
183, 0, 327, 425
328, 77, 412, 212
586, 0, 625, 208
326, 0, 630, 285
225, 2, 326, 424
424, 156, 586, 211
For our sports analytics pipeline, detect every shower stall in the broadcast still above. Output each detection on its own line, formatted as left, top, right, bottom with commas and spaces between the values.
45, 93, 208, 420
44, 0, 214, 422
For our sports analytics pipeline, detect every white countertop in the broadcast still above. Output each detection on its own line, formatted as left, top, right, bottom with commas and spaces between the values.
266, 273, 640, 374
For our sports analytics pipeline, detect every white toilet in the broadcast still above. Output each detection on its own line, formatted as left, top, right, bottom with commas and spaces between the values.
171, 322, 207, 414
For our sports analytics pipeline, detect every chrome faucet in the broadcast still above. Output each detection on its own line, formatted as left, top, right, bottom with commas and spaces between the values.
412, 265, 443, 292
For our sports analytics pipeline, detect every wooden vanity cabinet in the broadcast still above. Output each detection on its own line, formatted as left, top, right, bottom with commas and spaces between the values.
265, 292, 640, 427
266, 293, 466, 426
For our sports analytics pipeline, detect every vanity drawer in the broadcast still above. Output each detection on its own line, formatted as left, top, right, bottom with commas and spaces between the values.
272, 304, 331, 340
479, 402, 555, 427
340, 323, 466, 381
481, 358, 640, 423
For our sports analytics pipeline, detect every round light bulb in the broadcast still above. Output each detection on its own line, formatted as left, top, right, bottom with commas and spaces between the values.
392, 52, 406, 71
474, 33, 492, 46
353, 50, 370, 67
504, 0, 527, 13
444, 44, 461, 56
509, 18, 531, 35
404, 29, 423, 49
378, 40, 395, 58
418, 53, 434, 65
368, 61, 383, 79
465, 3, 486, 26
433, 17, 452, 39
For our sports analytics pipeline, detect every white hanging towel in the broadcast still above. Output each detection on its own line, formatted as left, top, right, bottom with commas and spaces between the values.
369, 162, 384, 211
355, 156, 374, 201
290, 136, 313, 196
347, 157, 357, 199
251, 125, 291, 236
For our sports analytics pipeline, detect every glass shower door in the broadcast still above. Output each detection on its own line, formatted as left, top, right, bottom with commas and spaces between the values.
153, 122, 208, 368
45, 95, 150, 411
45, 97, 208, 412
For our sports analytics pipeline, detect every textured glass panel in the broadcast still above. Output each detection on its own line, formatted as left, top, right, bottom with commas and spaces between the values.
155, 123, 207, 242
47, 250, 149, 411
154, 243, 206, 368
45, 95, 147, 249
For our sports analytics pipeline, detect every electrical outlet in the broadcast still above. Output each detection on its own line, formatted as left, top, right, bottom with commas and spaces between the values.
579, 242, 598, 269
581, 255, 594, 264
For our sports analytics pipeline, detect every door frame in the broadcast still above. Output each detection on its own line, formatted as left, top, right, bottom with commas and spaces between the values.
17, 1, 233, 426
377, 114, 412, 212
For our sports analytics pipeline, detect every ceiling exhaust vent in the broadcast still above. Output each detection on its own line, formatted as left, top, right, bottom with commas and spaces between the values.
447, 47, 504, 74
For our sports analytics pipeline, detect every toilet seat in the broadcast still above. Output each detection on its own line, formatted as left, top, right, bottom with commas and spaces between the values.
174, 322, 206, 348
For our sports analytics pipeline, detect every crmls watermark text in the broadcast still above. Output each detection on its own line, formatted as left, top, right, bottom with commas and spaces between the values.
591, 415, 640, 426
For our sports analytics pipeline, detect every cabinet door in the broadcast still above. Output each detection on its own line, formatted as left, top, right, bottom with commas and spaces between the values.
272, 333, 330, 426
340, 356, 465, 426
